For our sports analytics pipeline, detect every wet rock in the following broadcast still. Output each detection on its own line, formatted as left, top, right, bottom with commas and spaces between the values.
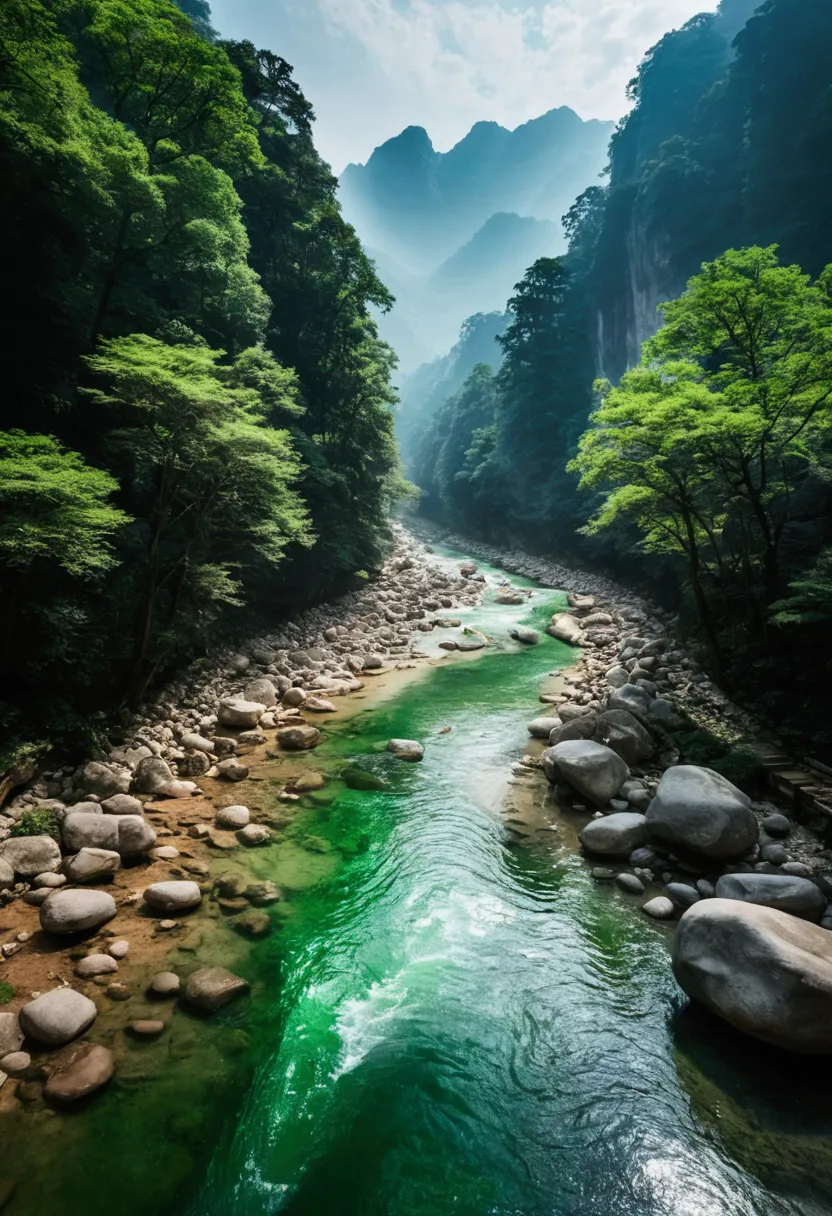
237, 824, 270, 847
0, 1013, 23, 1058
673, 899, 832, 1052
0, 835, 62, 878
184, 967, 249, 1014
40, 889, 117, 935
244, 881, 280, 906
387, 739, 424, 762
143, 881, 202, 913
645, 766, 758, 860
714, 873, 826, 921
233, 910, 271, 938
292, 771, 326, 792
19, 989, 97, 1047
510, 627, 539, 645
277, 726, 322, 751
642, 897, 676, 921
541, 741, 628, 807
616, 873, 645, 895
44, 1043, 114, 1104
75, 953, 118, 978
696, 878, 716, 898
547, 614, 584, 646
342, 766, 388, 791
528, 717, 562, 739
149, 972, 180, 998
666, 883, 701, 909
63, 847, 121, 884
129, 1020, 166, 1038
218, 698, 266, 729
216, 758, 249, 782
548, 715, 598, 746
580, 813, 648, 856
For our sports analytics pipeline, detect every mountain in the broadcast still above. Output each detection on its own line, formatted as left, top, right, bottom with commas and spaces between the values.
339, 108, 613, 369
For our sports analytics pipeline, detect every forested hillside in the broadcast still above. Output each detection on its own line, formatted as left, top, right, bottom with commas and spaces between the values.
409, 0, 832, 748
0, 0, 401, 751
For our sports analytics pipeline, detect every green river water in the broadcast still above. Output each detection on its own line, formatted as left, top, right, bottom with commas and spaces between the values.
5, 546, 832, 1216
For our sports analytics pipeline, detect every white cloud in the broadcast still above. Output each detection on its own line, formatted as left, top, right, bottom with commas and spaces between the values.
211, 0, 717, 168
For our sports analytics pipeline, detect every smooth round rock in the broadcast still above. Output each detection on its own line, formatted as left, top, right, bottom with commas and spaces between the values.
63, 847, 121, 883
645, 765, 758, 860
149, 972, 180, 998
184, 967, 249, 1014
0, 835, 62, 878
40, 889, 117, 936
33, 872, 66, 889
237, 824, 270, 847
277, 726, 322, 751
217, 698, 266, 728
666, 883, 701, 909
642, 896, 676, 920
714, 873, 827, 921
760, 842, 788, 866
762, 813, 791, 839
215, 805, 250, 829
673, 899, 832, 1052
143, 881, 202, 913
616, 873, 645, 895
0, 1051, 30, 1076
19, 989, 97, 1047
129, 1020, 166, 1038
44, 1043, 114, 1104
541, 741, 629, 807
75, 954, 118, 978
108, 940, 129, 960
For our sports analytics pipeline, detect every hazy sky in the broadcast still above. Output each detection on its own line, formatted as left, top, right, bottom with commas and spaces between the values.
210, 0, 717, 172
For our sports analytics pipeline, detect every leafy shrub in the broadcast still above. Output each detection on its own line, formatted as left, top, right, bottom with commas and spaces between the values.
0, 983, 16, 1004
10, 808, 61, 842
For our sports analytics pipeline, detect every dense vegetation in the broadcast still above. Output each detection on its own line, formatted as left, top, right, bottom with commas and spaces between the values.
0, 0, 401, 754
408, 0, 832, 750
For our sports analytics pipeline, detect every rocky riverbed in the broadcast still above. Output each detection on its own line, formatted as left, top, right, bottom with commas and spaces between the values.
2, 520, 832, 1151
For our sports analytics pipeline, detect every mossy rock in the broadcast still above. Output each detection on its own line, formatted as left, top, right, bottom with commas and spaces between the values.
341, 765, 388, 792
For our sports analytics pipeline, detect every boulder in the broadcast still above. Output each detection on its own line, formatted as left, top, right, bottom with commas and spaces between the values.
672, 899, 832, 1053
510, 627, 539, 645
143, 881, 202, 913
608, 684, 652, 719
579, 812, 647, 856
386, 739, 425, 762
40, 889, 116, 936
62, 812, 156, 858
184, 967, 249, 1014
178, 751, 210, 778
44, 1043, 114, 1104
242, 677, 277, 707
132, 756, 195, 799
0, 1051, 30, 1076
595, 709, 654, 766
237, 824, 270, 847
548, 715, 598, 747
63, 848, 121, 884
0, 834, 62, 878
0, 1013, 23, 1057
528, 717, 562, 739
558, 704, 593, 723
541, 741, 628, 807
277, 726, 321, 751
305, 697, 337, 713
666, 883, 701, 909
642, 897, 676, 920
101, 794, 143, 816
215, 805, 250, 829
217, 698, 266, 729
547, 614, 584, 646
604, 666, 630, 689
714, 873, 826, 921
646, 765, 758, 860
19, 989, 97, 1047
282, 688, 307, 708
79, 761, 129, 799
0, 858, 13, 891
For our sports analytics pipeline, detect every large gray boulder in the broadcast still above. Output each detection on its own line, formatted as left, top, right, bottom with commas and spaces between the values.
217, 698, 266, 729
541, 741, 628, 807
595, 709, 654, 765
19, 989, 98, 1047
527, 717, 562, 740
580, 812, 648, 856
39, 888, 117, 935
715, 873, 827, 921
62, 812, 156, 857
386, 739, 425, 762
646, 765, 757, 860
277, 726, 321, 751
608, 684, 652, 719
0, 834, 62, 878
673, 899, 832, 1053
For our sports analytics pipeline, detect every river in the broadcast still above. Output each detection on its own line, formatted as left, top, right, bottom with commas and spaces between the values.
5, 546, 832, 1216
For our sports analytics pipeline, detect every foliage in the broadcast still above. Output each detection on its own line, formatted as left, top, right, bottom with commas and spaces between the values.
10, 809, 62, 841
0, 984, 16, 1005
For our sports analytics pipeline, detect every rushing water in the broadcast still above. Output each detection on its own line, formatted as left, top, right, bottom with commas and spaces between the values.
5, 548, 832, 1216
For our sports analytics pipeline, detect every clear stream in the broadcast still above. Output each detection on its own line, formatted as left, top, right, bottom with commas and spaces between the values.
5, 547, 832, 1216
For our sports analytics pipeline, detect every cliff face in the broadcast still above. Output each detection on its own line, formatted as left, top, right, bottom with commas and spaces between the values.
591, 0, 832, 382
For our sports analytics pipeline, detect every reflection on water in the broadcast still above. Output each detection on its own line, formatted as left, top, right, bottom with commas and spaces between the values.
4, 548, 832, 1216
